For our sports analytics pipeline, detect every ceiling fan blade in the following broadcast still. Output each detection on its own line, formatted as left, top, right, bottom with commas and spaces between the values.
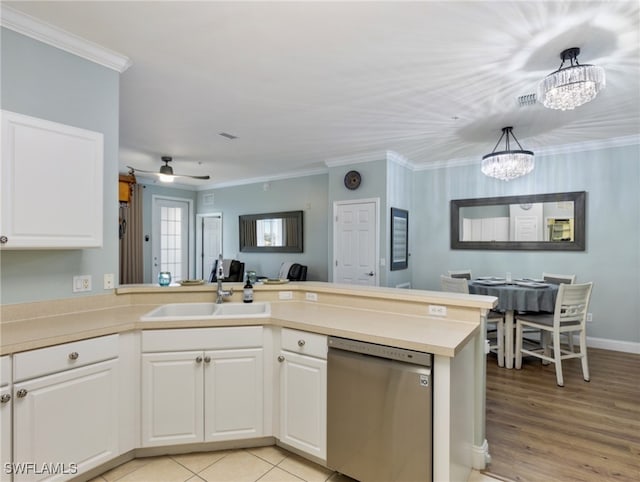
126, 165, 158, 174
127, 164, 210, 180
172, 173, 211, 180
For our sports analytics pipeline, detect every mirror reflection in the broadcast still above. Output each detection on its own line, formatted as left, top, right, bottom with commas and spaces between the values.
451, 191, 585, 251
239, 210, 303, 253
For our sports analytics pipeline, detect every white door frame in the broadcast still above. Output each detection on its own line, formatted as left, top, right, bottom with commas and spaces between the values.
332, 198, 380, 286
195, 212, 223, 280
151, 195, 195, 281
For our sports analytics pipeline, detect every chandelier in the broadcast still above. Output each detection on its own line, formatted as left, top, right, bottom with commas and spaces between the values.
538, 47, 605, 111
481, 127, 534, 181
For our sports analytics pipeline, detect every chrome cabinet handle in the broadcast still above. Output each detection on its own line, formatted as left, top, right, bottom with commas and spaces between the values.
195, 356, 203, 363
0, 236, 7, 244
297, 339, 306, 347
204, 356, 211, 363
16, 389, 27, 398
69, 352, 79, 360
0, 394, 10, 403
277, 355, 285, 363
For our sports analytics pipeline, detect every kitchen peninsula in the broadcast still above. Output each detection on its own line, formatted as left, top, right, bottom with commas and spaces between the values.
0, 282, 496, 482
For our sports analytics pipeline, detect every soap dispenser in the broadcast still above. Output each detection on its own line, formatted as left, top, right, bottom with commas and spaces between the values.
243, 274, 254, 303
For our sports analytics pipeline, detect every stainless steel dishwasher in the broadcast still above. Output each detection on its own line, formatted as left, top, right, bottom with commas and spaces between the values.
327, 336, 433, 482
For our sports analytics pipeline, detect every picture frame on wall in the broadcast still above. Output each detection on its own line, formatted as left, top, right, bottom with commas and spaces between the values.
390, 207, 408, 270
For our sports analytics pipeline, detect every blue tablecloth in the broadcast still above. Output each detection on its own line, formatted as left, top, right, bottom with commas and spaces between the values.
468, 281, 559, 313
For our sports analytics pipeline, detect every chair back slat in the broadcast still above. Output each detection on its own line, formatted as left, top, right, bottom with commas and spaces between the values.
440, 275, 469, 294
448, 270, 472, 280
543, 273, 576, 284
554, 282, 593, 326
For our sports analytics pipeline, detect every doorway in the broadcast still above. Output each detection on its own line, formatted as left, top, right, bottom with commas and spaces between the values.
151, 196, 193, 283
333, 199, 379, 286
196, 213, 223, 280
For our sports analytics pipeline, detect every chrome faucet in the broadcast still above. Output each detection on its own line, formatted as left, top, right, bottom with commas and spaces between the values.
215, 254, 233, 304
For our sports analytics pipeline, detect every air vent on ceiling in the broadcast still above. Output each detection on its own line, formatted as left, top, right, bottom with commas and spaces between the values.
518, 93, 537, 107
219, 132, 238, 139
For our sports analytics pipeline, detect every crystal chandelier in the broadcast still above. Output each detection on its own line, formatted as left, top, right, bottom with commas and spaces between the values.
481, 127, 534, 181
538, 47, 605, 111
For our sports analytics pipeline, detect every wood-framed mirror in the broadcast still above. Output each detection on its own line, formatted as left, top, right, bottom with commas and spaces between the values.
239, 210, 303, 253
450, 191, 586, 251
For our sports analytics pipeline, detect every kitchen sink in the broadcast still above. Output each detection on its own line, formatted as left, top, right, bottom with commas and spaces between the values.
213, 301, 271, 318
140, 302, 270, 321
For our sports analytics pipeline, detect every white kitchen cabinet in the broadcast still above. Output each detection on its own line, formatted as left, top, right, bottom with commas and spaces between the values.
12, 336, 119, 481
140, 327, 264, 447
1, 356, 12, 482
0, 110, 103, 249
278, 329, 327, 461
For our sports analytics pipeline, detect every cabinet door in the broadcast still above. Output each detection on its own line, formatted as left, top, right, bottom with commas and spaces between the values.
141, 351, 204, 447
204, 349, 263, 442
279, 351, 327, 460
1, 385, 11, 482
0, 111, 103, 249
13, 359, 118, 482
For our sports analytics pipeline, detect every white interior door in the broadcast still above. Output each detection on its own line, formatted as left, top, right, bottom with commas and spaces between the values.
196, 213, 222, 280
152, 197, 192, 283
333, 200, 378, 286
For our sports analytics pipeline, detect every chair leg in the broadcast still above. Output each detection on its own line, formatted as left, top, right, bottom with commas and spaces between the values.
579, 330, 590, 382
541, 332, 551, 365
515, 322, 523, 369
553, 330, 564, 387
497, 320, 504, 368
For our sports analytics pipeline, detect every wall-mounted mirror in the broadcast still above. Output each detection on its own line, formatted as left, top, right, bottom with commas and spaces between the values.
239, 210, 303, 253
451, 191, 586, 251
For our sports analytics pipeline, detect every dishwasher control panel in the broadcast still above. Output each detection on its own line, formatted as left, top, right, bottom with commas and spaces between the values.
328, 336, 432, 367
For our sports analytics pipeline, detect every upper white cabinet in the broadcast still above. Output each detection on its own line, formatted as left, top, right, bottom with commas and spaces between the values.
1, 110, 104, 249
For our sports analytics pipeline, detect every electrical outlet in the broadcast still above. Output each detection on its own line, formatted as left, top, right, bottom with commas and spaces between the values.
279, 291, 293, 300
104, 273, 115, 289
73, 275, 92, 293
586, 312, 593, 322
305, 292, 318, 301
428, 305, 447, 316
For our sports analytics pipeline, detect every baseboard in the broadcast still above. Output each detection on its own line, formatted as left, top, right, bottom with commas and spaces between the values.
586, 336, 640, 354
471, 439, 490, 470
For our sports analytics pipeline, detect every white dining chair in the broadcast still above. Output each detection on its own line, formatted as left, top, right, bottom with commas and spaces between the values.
515, 282, 593, 387
448, 269, 472, 280
542, 273, 576, 285
440, 275, 504, 366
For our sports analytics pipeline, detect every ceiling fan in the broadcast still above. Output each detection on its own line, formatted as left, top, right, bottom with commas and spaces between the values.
127, 156, 210, 181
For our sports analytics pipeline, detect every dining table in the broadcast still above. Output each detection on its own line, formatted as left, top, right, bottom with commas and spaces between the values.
468, 278, 559, 369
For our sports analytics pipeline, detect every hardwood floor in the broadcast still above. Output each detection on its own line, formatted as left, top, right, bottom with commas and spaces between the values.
484, 348, 640, 482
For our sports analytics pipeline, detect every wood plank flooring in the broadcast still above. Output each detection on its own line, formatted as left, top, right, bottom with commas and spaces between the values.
484, 348, 640, 482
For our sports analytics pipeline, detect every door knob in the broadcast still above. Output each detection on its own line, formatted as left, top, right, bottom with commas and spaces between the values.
367, 271, 375, 276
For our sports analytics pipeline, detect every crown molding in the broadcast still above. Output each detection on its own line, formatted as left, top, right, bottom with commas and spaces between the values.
1, 5, 131, 73
196, 166, 329, 191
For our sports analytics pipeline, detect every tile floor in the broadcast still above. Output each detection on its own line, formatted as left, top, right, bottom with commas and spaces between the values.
89, 446, 502, 482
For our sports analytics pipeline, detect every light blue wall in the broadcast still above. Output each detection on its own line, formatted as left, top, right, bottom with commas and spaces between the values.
411, 143, 640, 343
0, 29, 120, 304
195, 174, 329, 281
386, 159, 413, 288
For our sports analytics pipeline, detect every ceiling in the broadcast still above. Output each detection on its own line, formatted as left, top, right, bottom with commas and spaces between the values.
5, 1, 640, 188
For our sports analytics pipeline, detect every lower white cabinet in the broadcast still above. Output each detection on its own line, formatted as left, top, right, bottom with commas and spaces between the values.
13, 359, 119, 481
1, 356, 12, 482
140, 328, 264, 447
278, 329, 327, 460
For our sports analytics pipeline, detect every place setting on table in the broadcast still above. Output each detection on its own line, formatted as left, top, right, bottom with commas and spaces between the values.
468, 274, 559, 369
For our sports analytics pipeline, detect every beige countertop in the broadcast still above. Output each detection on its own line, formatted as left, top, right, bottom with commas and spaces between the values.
1, 283, 495, 357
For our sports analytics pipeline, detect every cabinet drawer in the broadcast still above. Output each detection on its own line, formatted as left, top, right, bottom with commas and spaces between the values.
13, 334, 118, 382
0, 356, 10, 386
142, 326, 263, 352
281, 328, 327, 359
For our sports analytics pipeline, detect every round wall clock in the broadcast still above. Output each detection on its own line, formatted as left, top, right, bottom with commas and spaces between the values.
344, 170, 362, 190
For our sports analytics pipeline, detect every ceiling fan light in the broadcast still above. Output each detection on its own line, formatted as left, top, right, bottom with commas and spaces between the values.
538, 48, 605, 111
158, 173, 174, 183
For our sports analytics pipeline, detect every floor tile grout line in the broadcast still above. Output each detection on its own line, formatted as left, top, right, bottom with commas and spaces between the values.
169, 449, 234, 477
255, 465, 306, 482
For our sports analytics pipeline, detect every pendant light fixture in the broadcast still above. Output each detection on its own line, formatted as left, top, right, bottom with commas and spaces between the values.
538, 47, 605, 111
481, 127, 534, 181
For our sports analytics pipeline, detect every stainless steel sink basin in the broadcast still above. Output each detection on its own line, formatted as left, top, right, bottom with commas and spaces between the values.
140, 302, 270, 321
